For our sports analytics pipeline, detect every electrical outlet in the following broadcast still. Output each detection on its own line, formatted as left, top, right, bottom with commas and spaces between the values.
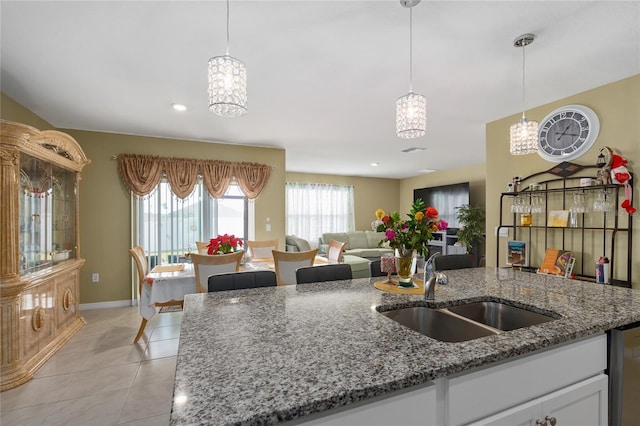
92, 273, 99, 283
495, 227, 509, 237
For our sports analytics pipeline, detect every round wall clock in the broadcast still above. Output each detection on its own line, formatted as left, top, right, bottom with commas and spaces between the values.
537, 104, 600, 162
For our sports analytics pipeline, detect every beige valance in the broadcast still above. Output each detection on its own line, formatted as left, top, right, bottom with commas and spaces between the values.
118, 154, 164, 197
118, 154, 271, 200
234, 162, 272, 199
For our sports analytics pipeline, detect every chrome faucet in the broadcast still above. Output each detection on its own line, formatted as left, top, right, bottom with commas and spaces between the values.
423, 252, 441, 301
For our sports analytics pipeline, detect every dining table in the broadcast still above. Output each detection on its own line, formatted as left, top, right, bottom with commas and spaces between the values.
139, 260, 274, 321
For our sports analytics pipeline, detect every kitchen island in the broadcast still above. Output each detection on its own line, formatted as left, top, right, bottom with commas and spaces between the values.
170, 267, 640, 425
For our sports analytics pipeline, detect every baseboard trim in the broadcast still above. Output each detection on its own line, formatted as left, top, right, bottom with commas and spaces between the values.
80, 299, 137, 310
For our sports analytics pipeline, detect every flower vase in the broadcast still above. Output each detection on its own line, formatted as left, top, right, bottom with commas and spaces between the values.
395, 248, 416, 287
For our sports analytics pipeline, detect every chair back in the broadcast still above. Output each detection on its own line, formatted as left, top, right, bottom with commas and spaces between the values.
433, 254, 473, 271
296, 264, 353, 284
369, 259, 386, 277
208, 270, 277, 292
272, 249, 319, 285
326, 239, 347, 263
191, 251, 244, 292
129, 246, 149, 292
195, 241, 209, 254
246, 239, 278, 261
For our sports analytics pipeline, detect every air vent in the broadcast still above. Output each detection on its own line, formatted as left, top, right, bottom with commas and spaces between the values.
401, 147, 426, 153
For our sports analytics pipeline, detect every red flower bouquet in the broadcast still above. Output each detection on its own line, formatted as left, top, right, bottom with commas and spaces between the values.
207, 234, 243, 255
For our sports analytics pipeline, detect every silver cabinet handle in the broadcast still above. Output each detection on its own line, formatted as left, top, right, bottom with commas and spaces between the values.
535, 420, 547, 426
545, 416, 557, 426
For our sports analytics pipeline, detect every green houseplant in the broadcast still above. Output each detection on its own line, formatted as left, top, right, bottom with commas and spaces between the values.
455, 204, 485, 266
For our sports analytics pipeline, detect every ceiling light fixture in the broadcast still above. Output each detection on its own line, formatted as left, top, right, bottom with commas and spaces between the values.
172, 103, 187, 112
208, 0, 247, 117
396, 0, 426, 139
510, 33, 538, 155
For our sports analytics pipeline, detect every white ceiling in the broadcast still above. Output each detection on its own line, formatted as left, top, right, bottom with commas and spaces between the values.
2, 1, 639, 179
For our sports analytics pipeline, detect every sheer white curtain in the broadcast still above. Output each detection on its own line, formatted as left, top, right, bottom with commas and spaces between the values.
286, 183, 355, 246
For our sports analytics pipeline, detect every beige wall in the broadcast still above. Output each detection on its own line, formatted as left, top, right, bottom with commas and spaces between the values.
486, 74, 639, 288
285, 172, 400, 231
1, 93, 53, 130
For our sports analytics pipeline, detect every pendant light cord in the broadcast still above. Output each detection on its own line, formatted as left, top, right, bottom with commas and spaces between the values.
409, 6, 413, 92
521, 42, 526, 119
225, 0, 230, 55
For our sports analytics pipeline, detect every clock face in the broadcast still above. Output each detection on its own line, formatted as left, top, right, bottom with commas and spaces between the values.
537, 105, 600, 162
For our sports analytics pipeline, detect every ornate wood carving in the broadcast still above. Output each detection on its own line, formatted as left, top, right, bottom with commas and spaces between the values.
0, 120, 88, 391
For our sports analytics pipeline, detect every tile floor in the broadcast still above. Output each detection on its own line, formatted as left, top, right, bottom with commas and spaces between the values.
1, 306, 182, 425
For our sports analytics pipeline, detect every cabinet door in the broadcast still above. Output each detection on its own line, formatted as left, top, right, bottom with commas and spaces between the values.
542, 374, 607, 426
466, 399, 541, 426
469, 374, 608, 426
300, 382, 437, 425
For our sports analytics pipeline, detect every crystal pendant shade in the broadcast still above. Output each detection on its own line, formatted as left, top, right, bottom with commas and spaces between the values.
208, 55, 247, 118
396, 92, 426, 139
509, 117, 539, 155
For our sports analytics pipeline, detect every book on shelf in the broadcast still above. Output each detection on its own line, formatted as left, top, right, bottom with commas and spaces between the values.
538, 248, 575, 278
506, 240, 528, 266
548, 210, 569, 227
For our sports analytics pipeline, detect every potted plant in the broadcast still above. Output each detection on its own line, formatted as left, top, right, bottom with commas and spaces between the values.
455, 204, 485, 266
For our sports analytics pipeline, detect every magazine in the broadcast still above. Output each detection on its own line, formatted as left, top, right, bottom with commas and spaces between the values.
506, 240, 528, 266
538, 248, 574, 278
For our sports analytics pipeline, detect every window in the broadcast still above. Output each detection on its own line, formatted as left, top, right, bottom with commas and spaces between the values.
285, 183, 355, 246
136, 180, 247, 267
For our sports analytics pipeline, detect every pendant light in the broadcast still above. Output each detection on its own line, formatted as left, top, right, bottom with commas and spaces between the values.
396, 0, 426, 139
509, 34, 538, 155
208, 0, 247, 117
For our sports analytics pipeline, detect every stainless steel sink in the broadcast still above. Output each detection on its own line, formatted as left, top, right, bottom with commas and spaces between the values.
380, 301, 557, 342
447, 301, 555, 331
380, 306, 498, 343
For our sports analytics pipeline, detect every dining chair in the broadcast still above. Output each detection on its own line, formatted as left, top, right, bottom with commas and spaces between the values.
326, 239, 347, 263
369, 259, 387, 277
208, 270, 277, 292
195, 241, 209, 254
130, 245, 183, 343
296, 263, 353, 284
191, 251, 244, 293
433, 254, 473, 271
272, 249, 319, 285
246, 239, 279, 261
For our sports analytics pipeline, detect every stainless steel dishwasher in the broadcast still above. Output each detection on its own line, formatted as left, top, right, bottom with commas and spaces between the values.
609, 322, 640, 426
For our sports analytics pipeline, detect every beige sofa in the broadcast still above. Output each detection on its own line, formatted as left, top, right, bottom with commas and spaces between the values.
285, 234, 372, 278
321, 231, 393, 260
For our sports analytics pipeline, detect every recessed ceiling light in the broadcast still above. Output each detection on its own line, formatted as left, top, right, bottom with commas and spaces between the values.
418, 169, 437, 174
172, 103, 187, 111
371, 162, 380, 166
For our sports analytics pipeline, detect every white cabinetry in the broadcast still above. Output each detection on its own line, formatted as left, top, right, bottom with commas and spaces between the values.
446, 334, 607, 425
296, 335, 607, 426
469, 374, 607, 426
428, 231, 466, 255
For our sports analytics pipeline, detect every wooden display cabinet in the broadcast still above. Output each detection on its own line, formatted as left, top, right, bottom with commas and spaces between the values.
1, 120, 90, 391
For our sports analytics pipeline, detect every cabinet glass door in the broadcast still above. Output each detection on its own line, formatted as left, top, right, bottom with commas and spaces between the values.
18, 153, 77, 275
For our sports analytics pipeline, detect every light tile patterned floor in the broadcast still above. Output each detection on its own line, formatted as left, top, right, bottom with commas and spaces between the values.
0, 306, 181, 425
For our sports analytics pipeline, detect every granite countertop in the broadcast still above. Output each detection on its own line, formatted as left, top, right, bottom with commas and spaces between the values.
170, 267, 640, 425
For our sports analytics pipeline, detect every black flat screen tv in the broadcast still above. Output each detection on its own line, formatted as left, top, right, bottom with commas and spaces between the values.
413, 182, 470, 230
